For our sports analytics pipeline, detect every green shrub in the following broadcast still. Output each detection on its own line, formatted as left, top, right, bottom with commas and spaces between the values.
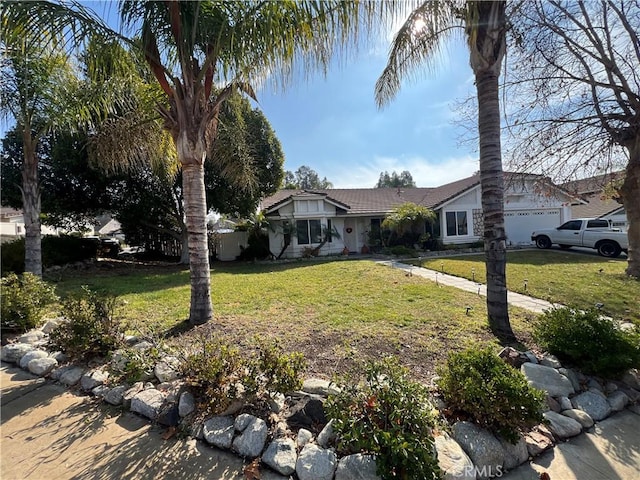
109, 346, 161, 384
534, 307, 640, 377
0, 239, 25, 275
325, 358, 440, 480
180, 338, 306, 415
437, 346, 545, 443
0, 272, 58, 331
1, 235, 99, 276
48, 287, 124, 359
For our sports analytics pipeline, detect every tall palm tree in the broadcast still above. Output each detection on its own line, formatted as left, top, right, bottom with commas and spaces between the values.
2, 1, 392, 325
1, 39, 84, 276
376, 0, 515, 340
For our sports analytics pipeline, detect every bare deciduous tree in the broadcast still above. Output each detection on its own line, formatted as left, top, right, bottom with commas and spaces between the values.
505, 0, 639, 277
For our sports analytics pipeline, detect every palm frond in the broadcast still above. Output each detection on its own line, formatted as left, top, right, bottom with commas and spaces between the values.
375, 0, 465, 108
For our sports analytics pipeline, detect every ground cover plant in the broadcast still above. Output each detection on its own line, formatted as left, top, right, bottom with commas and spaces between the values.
49, 259, 537, 380
416, 250, 638, 324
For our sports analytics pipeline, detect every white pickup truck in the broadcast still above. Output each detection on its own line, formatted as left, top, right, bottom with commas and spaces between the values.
531, 218, 629, 258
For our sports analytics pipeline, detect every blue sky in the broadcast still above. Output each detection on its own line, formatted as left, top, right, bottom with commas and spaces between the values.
2, 3, 480, 189
256, 39, 479, 188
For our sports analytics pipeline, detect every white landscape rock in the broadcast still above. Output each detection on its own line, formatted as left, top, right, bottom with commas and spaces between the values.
435, 432, 476, 480
543, 411, 582, 439
232, 416, 268, 458
317, 419, 336, 448
203, 416, 235, 449
104, 385, 128, 406
178, 391, 195, 417
81, 370, 109, 391
59, 367, 85, 386
262, 438, 297, 476
499, 436, 529, 470
28, 357, 58, 376
607, 390, 630, 411
19, 350, 49, 369
302, 378, 341, 396
571, 391, 612, 421
451, 422, 505, 480
18, 330, 46, 344
1, 343, 35, 363
335, 453, 381, 480
154, 361, 179, 383
561, 409, 594, 429
296, 428, 313, 448
296, 444, 337, 480
130, 389, 165, 420
521, 363, 575, 397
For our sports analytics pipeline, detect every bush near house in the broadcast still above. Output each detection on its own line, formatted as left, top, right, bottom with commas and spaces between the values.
437, 346, 545, 443
534, 307, 640, 378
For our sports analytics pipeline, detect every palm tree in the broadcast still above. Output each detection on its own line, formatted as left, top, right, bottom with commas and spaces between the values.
1, 38, 83, 276
2, 1, 392, 325
376, 0, 515, 340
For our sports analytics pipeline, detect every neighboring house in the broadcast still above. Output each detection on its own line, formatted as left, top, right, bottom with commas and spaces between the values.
0, 207, 60, 243
562, 172, 628, 231
261, 172, 579, 258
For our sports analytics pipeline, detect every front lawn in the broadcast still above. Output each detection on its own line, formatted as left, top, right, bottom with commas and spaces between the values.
50, 259, 538, 380
416, 250, 638, 324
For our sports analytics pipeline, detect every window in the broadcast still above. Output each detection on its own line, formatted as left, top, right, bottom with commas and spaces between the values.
296, 219, 322, 245
558, 220, 582, 230
446, 211, 468, 236
586, 219, 609, 229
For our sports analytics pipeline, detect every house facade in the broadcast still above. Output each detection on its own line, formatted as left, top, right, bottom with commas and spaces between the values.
261, 173, 577, 259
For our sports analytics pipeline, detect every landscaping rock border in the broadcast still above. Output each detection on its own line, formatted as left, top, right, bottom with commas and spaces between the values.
2, 325, 639, 479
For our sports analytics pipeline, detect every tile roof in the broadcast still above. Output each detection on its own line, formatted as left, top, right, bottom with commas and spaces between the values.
561, 171, 625, 195
561, 171, 625, 218
262, 172, 557, 216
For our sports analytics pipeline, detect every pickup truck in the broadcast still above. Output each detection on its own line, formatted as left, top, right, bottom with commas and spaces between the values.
531, 218, 629, 258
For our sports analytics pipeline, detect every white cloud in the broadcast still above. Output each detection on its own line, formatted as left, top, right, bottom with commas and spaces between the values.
330, 154, 479, 188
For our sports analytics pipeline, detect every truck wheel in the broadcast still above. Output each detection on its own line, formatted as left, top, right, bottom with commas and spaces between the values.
535, 236, 552, 249
597, 241, 621, 258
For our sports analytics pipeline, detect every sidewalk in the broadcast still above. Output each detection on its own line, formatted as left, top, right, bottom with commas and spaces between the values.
380, 260, 562, 313
0, 364, 252, 480
501, 410, 640, 480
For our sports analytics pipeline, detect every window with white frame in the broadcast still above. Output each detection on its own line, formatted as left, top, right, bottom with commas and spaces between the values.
445, 211, 468, 236
296, 219, 322, 245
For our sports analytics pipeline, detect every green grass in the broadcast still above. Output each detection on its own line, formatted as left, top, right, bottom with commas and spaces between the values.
416, 250, 639, 324
49, 259, 538, 380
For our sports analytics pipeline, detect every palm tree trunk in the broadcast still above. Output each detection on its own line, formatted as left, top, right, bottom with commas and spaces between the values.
621, 137, 640, 278
21, 129, 42, 277
181, 161, 213, 324
476, 69, 515, 341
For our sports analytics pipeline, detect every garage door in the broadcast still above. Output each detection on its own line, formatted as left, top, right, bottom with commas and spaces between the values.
504, 209, 561, 245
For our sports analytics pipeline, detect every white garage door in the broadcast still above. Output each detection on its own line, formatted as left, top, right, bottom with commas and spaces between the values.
504, 209, 561, 245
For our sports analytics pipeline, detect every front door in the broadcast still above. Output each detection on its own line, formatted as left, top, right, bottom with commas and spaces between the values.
343, 218, 357, 252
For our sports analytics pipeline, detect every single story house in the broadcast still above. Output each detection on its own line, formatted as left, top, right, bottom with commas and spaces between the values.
261, 172, 580, 258
562, 172, 628, 231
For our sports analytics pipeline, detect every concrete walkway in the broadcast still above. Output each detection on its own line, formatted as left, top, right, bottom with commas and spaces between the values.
0, 364, 252, 480
380, 260, 562, 314
501, 409, 640, 480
